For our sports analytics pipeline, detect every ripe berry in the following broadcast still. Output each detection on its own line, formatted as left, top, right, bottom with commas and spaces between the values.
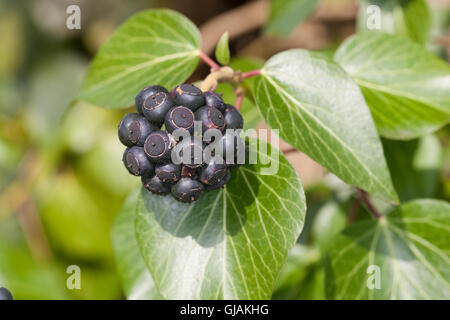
135, 85, 169, 115
221, 132, 245, 165
155, 163, 181, 184
199, 159, 228, 185
118, 113, 158, 147
123, 146, 154, 176
0, 287, 13, 300
164, 106, 195, 135
195, 106, 225, 133
176, 137, 204, 168
138, 88, 174, 126
172, 84, 205, 111
204, 91, 225, 113
181, 165, 198, 178
223, 104, 244, 130
144, 131, 173, 163
205, 170, 231, 190
171, 178, 204, 203
142, 174, 171, 195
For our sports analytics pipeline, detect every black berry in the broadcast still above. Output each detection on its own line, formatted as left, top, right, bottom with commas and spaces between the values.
123, 146, 154, 176
155, 162, 181, 184
171, 178, 204, 203
139, 88, 174, 126
181, 165, 198, 178
172, 84, 205, 112
135, 85, 169, 115
176, 137, 204, 168
223, 104, 244, 130
199, 159, 228, 185
142, 174, 171, 195
118, 113, 158, 147
195, 106, 225, 133
164, 106, 195, 135
123, 83, 245, 203
204, 91, 225, 113
0, 287, 13, 300
205, 170, 231, 190
144, 131, 173, 163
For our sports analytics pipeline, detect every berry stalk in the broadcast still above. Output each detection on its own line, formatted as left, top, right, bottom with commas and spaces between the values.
241, 69, 261, 79
198, 51, 220, 71
199, 67, 235, 92
234, 87, 245, 111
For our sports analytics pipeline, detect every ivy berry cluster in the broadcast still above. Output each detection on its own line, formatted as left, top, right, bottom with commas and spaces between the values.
118, 83, 244, 203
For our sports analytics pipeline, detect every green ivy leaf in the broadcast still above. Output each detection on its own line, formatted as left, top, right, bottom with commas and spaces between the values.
334, 33, 450, 140
135, 139, 305, 299
383, 134, 442, 202
358, 0, 431, 44
254, 49, 398, 203
215, 32, 230, 65
325, 199, 450, 300
266, 0, 318, 37
79, 9, 201, 109
112, 190, 163, 300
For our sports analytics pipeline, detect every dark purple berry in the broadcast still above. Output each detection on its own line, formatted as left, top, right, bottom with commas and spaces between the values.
195, 106, 225, 133
171, 178, 204, 203
144, 131, 173, 163
118, 113, 158, 147
199, 159, 228, 185
204, 91, 225, 113
139, 89, 174, 126
122, 146, 154, 176
142, 175, 170, 195
223, 104, 243, 130
176, 137, 204, 168
172, 84, 205, 112
205, 170, 231, 190
181, 165, 198, 178
164, 106, 195, 134
0, 287, 13, 300
155, 163, 181, 184
135, 85, 168, 115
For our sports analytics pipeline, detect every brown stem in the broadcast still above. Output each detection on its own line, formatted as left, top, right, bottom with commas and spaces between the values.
15, 196, 52, 260
357, 189, 383, 219
347, 196, 361, 224
0, 151, 53, 261
198, 51, 220, 71
283, 147, 298, 155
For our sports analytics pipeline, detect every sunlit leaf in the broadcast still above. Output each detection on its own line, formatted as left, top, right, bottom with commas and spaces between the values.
326, 199, 450, 299
215, 32, 230, 65
335, 33, 450, 140
255, 49, 398, 202
135, 139, 305, 299
79, 9, 201, 109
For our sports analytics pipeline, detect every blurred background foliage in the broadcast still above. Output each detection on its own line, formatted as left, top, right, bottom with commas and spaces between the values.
0, 0, 449, 299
